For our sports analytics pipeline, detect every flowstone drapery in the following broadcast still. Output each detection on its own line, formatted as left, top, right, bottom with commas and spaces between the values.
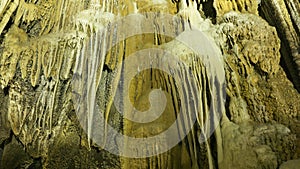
0, 0, 299, 169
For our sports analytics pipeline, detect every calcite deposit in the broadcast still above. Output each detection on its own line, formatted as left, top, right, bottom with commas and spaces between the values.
0, 0, 299, 169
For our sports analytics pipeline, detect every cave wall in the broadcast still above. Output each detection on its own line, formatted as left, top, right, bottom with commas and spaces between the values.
0, 0, 299, 169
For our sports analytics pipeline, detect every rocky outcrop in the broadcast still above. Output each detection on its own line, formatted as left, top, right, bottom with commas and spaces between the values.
280, 159, 300, 169
260, 0, 300, 91
0, 0, 299, 169
215, 11, 299, 169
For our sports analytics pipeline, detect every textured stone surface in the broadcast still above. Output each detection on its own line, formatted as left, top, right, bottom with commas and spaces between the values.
260, 0, 300, 91
0, 136, 32, 169
213, 0, 259, 17
279, 159, 300, 169
220, 121, 296, 169
0, 0, 299, 169
216, 11, 300, 168
0, 88, 10, 145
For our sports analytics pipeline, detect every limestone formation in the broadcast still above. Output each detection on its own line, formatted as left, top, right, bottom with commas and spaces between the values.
260, 0, 300, 91
213, 0, 259, 17
0, 0, 299, 169
280, 159, 300, 169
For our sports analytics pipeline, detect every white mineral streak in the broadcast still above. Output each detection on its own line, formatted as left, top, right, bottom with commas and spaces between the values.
73, 4, 116, 148
0, 0, 19, 35
73, 0, 226, 168
176, 1, 226, 168
0, 0, 11, 17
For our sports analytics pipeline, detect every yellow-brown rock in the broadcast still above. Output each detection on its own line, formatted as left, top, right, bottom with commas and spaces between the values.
0, 0, 299, 169
213, 0, 259, 17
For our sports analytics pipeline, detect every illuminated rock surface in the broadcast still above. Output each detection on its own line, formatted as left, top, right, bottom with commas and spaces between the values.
0, 0, 299, 169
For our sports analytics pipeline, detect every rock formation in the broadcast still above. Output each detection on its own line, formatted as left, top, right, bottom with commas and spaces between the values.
0, 0, 299, 169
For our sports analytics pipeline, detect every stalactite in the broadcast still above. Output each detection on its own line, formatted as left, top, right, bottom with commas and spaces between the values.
1, 0, 299, 168
0, 0, 19, 36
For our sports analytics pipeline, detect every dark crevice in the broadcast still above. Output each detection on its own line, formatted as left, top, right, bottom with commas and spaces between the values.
0, 131, 13, 168
225, 95, 231, 120
258, 4, 300, 92
0, 130, 13, 150
28, 157, 43, 169
3, 86, 9, 96
279, 58, 295, 85
283, 0, 300, 37
201, 0, 217, 23
103, 64, 113, 73
0, 15, 15, 44
186, 0, 190, 6
33, 85, 39, 91
210, 133, 219, 169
